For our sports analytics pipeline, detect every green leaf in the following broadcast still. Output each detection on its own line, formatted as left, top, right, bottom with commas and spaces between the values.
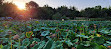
92, 37, 105, 45
27, 26, 31, 29
33, 28, 39, 31
0, 44, 3, 49
20, 33, 25, 38
99, 45, 107, 49
22, 38, 29, 43
84, 41, 90, 47
22, 41, 30, 47
41, 31, 50, 36
43, 40, 53, 49
64, 39, 73, 47
0, 30, 3, 32
41, 27, 47, 30
3, 45, 10, 49
26, 31, 33, 38
106, 41, 111, 44
22, 38, 30, 47
76, 35, 89, 38
32, 44, 39, 49
99, 30, 109, 34
16, 46, 27, 49
0, 38, 9, 43
13, 42, 19, 47
77, 43, 100, 49
32, 38, 40, 42
38, 41, 46, 49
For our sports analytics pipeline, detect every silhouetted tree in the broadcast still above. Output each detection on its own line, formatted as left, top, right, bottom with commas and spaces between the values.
26, 1, 39, 18
0, 0, 3, 5
52, 12, 62, 20
0, 2, 18, 18
38, 5, 54, 20
0, 0, 111, 20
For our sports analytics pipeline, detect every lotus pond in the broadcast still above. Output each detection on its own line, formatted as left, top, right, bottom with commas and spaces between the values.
0, 20, 111, 49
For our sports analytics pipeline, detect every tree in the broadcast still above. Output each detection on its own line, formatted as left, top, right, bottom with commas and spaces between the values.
0, 0, 3, 5
56, 6, 70, 16
25, 1, 39, 18
80, 5, 111, 18
80, 7, 95, 18
38, 5, 55, 20
52, 12, 62, 20
107, 7, 111, 17
56, 6, 79, 19
69, 6, 80, 19
0, 0, 3, 17
0, 2, 18, 18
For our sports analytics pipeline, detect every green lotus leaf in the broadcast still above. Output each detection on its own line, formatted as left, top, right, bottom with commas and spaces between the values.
33, 28, 39, 31
43, 40, 53, 49
77, 43, 100, 49
32, 38, 40, 42
3, 45, 10, 49
41, 31, 50, 36
0, 44, 3, 49
16, 46, 27, 49
22, 41, 30, 47
92, 37, 105, 45
76, 35, 89, 38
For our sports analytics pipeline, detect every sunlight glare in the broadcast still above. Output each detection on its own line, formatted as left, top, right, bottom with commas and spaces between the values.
14, 2, 25, 10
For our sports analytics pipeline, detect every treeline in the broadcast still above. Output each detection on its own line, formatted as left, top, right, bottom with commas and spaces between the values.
0, 0, 111, 20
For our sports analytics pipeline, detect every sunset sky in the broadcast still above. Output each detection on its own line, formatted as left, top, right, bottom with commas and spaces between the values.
5, 0, 111, 10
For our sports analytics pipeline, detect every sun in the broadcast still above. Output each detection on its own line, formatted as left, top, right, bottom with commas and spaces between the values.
17, 4, 25, 10
14, 2, 26, 10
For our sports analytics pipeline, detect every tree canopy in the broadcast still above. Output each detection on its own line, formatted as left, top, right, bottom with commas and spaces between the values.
0, 1, 111, 20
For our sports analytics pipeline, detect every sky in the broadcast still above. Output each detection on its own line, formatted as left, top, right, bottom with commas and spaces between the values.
6, 0, 111, 10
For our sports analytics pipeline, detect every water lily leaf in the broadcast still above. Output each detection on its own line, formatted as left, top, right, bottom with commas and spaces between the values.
84, 44, 90, 47
22, 38, 29, 43
20, 33, 25, 38
106, 41, 111, 44
108, 33, 111, 35
32, 44, 39, 49
99, 45, 107, 49
72, 39, 79, 43
50, 28, 56, 30
43, 40, 53, 49
33, 28, 39, 31
104, 43, 111, 46
16, 46, 27, 49
33, 38, 40, 42
38, 41, 46, 49
0, 38, 9, 43
41, 31, 50, 36
26, 31, 33, 38
55, 41, 63, 47
22, 38, 30, 47
0, 30, 3, 32
22, 41, 30, 47
0, 44, 3, 49
77, 43, 100, 49
35, 21, 39, 23
27, 26, 31, 29
41, 27, 47, 30
64, 39, 73, 47
84, 41, 90, 47
76, 35, 89, 38
99, 30, 109, 34
46, 36, 51, 40
92, 37, 105, 45
13, 42, 19, 47
3, 45, 10, 49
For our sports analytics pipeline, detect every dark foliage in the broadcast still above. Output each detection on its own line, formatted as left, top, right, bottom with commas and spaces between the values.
0, 1, 111, 20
